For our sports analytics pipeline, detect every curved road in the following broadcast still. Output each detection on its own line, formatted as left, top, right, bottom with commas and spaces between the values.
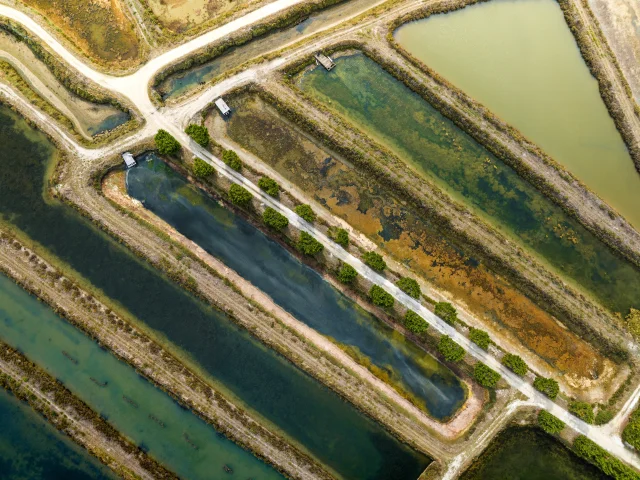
0, 0, 638, 473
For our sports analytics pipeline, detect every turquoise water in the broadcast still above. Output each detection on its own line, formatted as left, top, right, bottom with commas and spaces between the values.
0, 104, 430, 479
157, 0, 375, 101
127, 154, 466, 420
0, 273, 283, 480
0, 386, 115, 480
297, 52, 640, 316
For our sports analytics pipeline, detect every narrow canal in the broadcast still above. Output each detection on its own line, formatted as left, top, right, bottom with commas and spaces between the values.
297, 52, 640, 317
0, 104, 430, 479
0, 274, 284, 480
157, 0, 377, 101
394, 0, 640, 229
127, 154, 466, 421
0, 385, 116, 480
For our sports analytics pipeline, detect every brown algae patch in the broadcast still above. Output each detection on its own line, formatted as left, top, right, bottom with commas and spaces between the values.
218, 93, 613, 388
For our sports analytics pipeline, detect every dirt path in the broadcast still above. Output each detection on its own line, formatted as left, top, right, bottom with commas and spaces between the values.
0, 232, 331, 480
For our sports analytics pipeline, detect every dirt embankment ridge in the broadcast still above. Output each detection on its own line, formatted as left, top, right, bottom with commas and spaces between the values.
0, 229, 331, 480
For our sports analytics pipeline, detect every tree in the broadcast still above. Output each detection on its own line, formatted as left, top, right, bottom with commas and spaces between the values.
396, 277, 421, 299
297, 231, 323, 256
502, 353, 528, 376
222, 149, 242, 171
538, 410, 565, 435
623, 409, 640, 449
569, 401, 595, 424
362, 251, 386, 272
404, 310, 428, 335
258, 176, 280, 197
337, 264, 358, 284
437, 336, 465, 363
192, 157, 214, 178
626, 308, 640, 338
334, 228, 349, 248
295, 204, 316, 223
185, 124, 210, 147
435, 302, 458, 325
573, 436, 640, 479
469, 328, 490, 350
474, 363, 501, 388
263, 207, 288, 230
155, 129, 180, 156
533, 376, 559, 400
228, 184, 252, 208
369, 285, 394, 308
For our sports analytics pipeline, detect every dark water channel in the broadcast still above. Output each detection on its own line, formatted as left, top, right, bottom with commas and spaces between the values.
0, 104, 430, 479
0, 273, 283, 480
460, 427, 606, 480
0, 386, 115, 480
127, 154, 466, 420
298, 53, 640, 316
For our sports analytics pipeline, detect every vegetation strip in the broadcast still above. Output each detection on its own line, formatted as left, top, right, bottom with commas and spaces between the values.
386, 0, 640, 269
0, 340, 177, 479
278, 45, 633, 366
0, 229, 329, 480
0, 17, 140, 146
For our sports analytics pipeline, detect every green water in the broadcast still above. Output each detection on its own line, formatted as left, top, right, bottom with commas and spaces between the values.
395, 0, 640, 229
460, 427, 606, 479
0, 104, 430, 479
127, 154, 466, 421
0, 274, 283, 480
297, 52, 640, 316
157, 0, 375, 101
0, 386, 115, 479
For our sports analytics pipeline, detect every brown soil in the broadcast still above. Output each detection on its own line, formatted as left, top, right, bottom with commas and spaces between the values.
17, 0, 142, 68
213, 92, 624, 401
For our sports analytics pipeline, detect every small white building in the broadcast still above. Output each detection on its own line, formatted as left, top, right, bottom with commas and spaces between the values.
122, 152, 136, 169
215, 97, 231, 116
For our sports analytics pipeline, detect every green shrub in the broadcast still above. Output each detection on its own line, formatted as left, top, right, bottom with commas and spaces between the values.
185, 124, 210, 147
623, 409, 640, 450
258, 176, 280, 197
474, 363, 501, 388
569, 402, 595, 424
155, 129, 180, 156
626, 308, 640, 339
337, 264, 358, 284
262, 207, 288, 230
533, 377, 560, 400
469, 328, 490, 350
502, 353, 528, 376
396, 277, 421, 299
362, 251, 386, 272
538, 410, 565, 435
369, 285, 394, 309
334, 228, 349, 248
404, 310, 428, 335
573, 436, 640, 480
595, 409, 614, 426
295, 204, 316, 223
192, 157, 214, 178
297, 231, 323, 256
438, 336, 465, 363
222, 149, 242, 171
228, 184, 252, 208
435, 302, 458, 325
